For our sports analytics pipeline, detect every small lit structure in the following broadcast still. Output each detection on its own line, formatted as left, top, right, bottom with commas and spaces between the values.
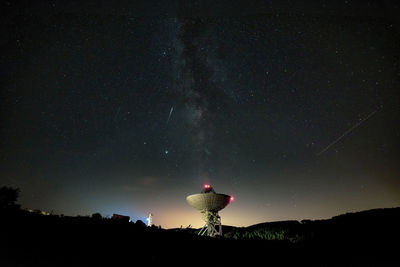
147, 213, 153, 227
186, 184, 234, 237
111, 214, 130, 222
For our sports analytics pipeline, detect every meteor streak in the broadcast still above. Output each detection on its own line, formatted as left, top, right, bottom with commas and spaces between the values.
166, 106, 174, 125
317, 109, 379, 156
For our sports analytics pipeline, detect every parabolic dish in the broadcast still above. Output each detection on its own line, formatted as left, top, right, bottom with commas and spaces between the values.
186, 193, 231, 212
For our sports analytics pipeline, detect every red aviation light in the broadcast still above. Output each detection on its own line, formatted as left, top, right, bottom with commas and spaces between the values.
229, 196, 235, 203
204, 184, 211, 189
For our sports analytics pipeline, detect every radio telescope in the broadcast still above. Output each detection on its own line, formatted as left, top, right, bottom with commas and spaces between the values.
186, 184, 234, 237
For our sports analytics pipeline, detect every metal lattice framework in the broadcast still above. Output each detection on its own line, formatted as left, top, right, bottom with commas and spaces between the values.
197, 210, 222, 237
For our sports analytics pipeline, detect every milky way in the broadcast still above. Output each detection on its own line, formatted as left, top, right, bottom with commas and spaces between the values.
172, 18, 228, 182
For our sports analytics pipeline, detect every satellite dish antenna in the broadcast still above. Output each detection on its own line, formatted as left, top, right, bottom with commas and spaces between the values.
186, 184, 234, 237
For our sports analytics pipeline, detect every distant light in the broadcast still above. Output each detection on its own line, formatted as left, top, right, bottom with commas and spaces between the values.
204, 184, 211, 189
229, 196, 235, 202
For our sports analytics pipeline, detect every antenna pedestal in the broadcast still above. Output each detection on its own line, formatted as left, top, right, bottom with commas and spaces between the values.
198, 210, 222, 237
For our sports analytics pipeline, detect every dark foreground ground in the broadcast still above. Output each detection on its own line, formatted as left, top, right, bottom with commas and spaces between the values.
1, 208, 399, 266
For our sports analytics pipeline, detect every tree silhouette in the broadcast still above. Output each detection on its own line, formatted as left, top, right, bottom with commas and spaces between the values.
91, 213, 102, 220
0, 186, 20, 209
136, 220, 146, 228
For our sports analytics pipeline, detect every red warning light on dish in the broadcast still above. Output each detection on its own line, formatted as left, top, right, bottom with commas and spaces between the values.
229, 196, 235, 202
204, 184, 211, 189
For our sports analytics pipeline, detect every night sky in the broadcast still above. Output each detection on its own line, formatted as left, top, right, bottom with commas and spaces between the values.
1, 1, 399, 228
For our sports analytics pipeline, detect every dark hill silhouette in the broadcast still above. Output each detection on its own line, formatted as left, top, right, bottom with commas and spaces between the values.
221, 207, 400, 243
1, 207, 398, 266
0, 187, 398, 266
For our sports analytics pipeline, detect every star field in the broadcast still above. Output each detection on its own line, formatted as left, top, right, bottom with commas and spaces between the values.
0, 1, 399, 228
